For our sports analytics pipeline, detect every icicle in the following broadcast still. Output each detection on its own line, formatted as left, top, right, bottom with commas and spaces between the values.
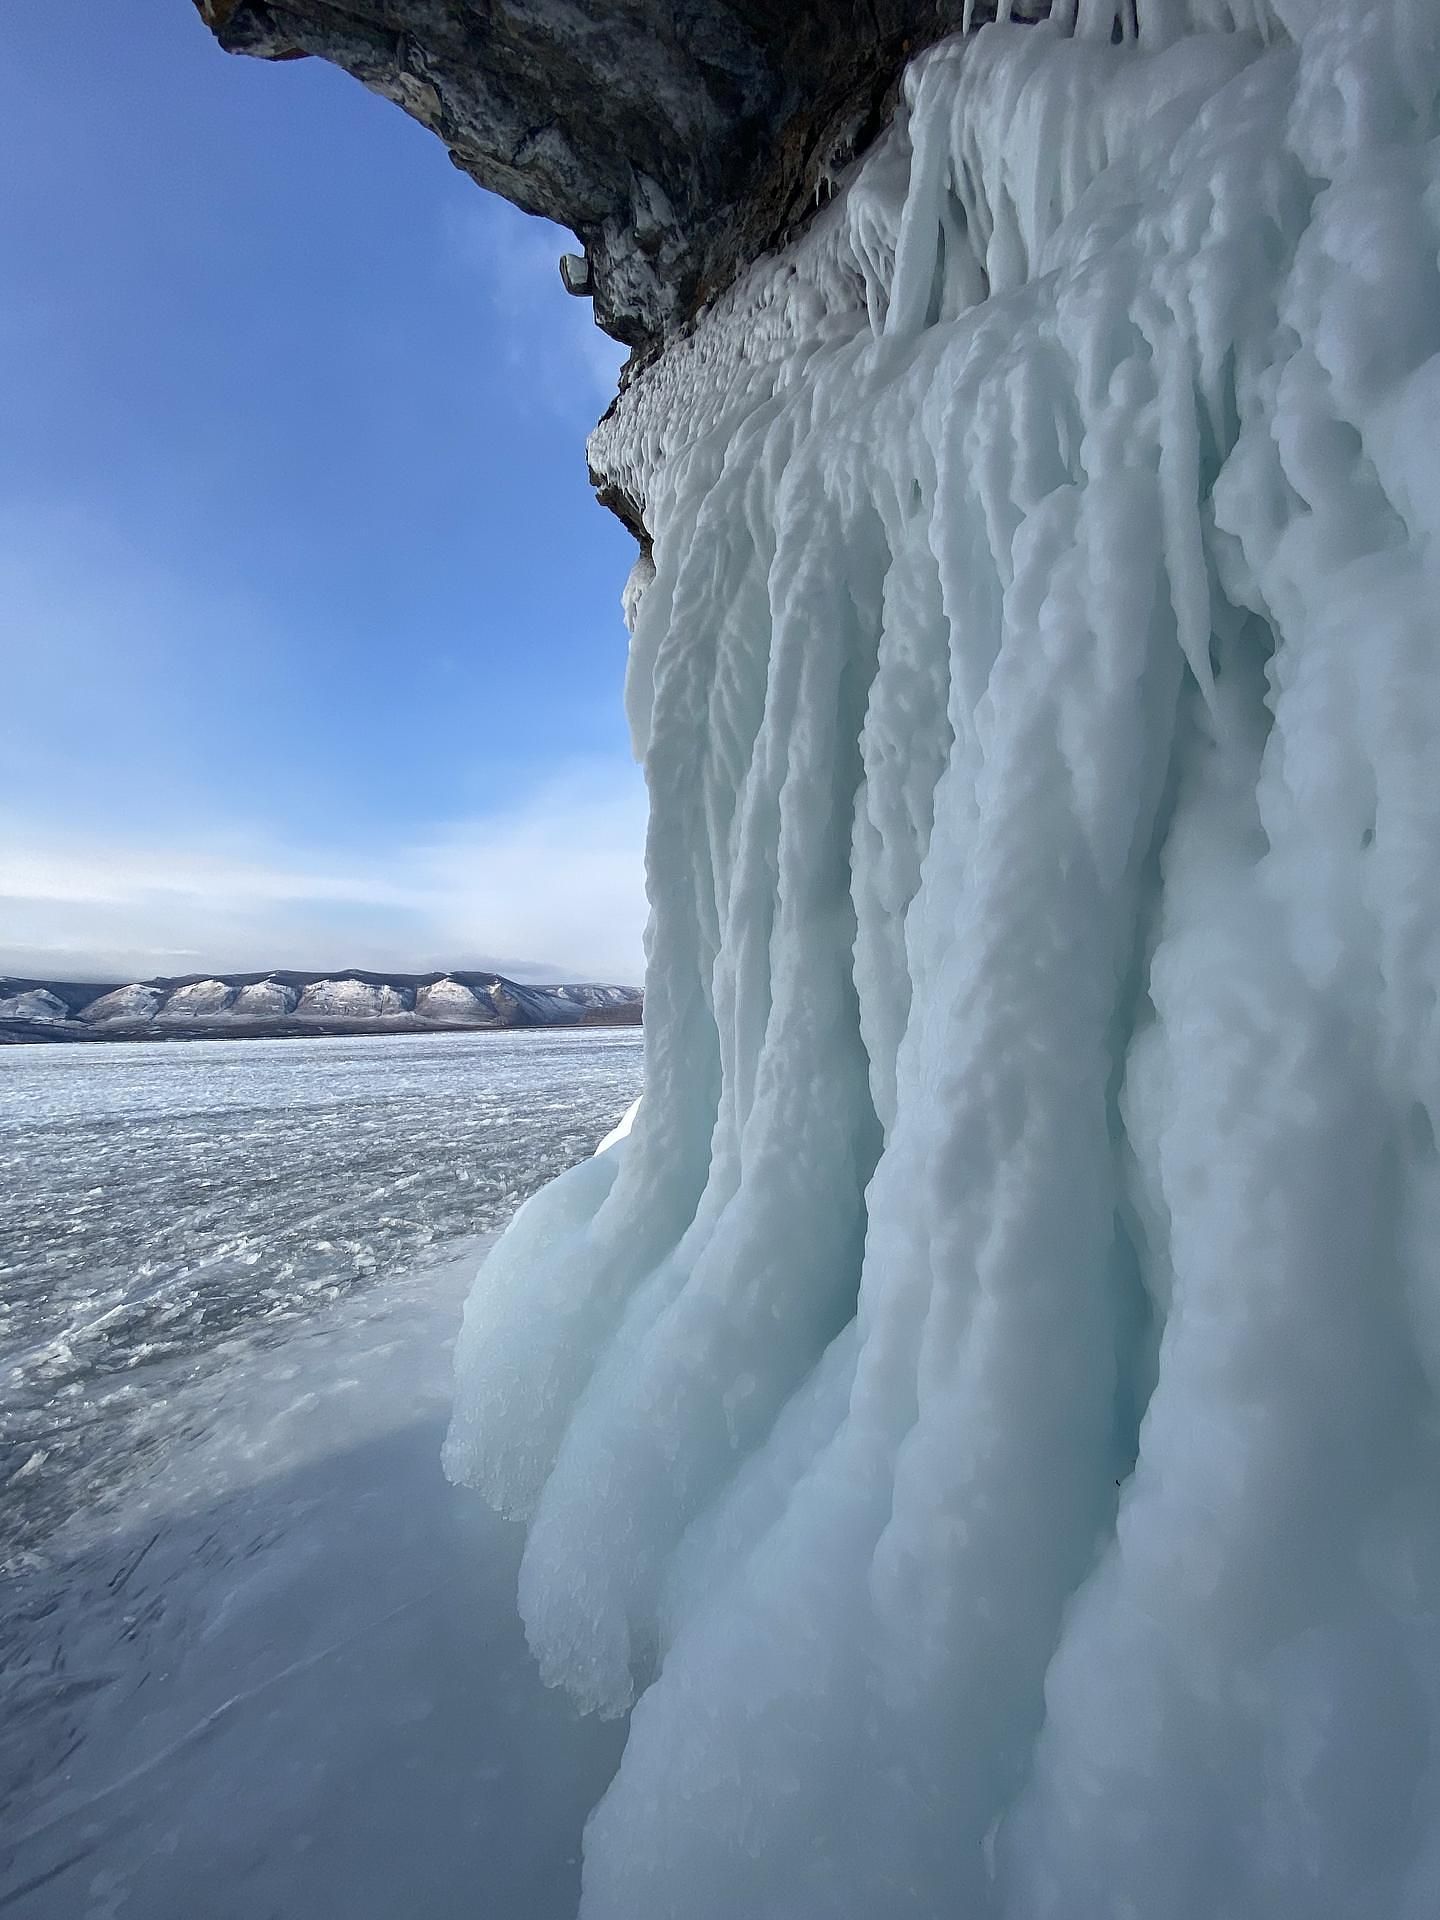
884, 64, 950, 340
1076, 0, 1117, 39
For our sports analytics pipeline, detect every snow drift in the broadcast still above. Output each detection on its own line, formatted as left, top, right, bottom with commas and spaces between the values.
446, 1, 1440, 1912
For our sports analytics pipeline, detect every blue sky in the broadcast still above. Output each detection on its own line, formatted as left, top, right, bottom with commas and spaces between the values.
0, 0, 647, 984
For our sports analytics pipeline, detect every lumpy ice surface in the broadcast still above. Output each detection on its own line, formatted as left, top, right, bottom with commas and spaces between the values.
446, 5, 1440, 1915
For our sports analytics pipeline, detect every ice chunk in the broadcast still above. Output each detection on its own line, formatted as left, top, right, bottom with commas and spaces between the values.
593, 1098, 640, 1155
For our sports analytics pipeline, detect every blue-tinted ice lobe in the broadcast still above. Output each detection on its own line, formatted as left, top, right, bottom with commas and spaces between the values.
446, 2, 1440, 1914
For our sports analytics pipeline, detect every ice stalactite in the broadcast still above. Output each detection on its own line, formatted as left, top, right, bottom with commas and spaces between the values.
445, 1, 1440, 1912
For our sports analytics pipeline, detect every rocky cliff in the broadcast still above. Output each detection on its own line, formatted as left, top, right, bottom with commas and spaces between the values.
0, 969, 641, 1042
195, 1, 1048, 361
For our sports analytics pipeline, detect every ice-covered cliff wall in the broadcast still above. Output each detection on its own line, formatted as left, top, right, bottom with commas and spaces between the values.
200, 0, 1440, 1910
438, 2, 1440, 1913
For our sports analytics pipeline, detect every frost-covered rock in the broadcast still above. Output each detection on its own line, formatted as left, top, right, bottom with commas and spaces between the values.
486, 978, 578, 1025
2, 971, 638, 1039
0, 988, 68, 1023
79, 984, 163, 1024
295, 978, 411, 1019
551, 984, 641, 1012
416, 978, 495, 1024
227, 979, 300, 1019
440, 4, 1440, 1915
155, 979, 236, 1019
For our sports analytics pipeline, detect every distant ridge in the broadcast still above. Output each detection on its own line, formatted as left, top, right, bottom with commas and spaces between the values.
0, 969, 642, 1044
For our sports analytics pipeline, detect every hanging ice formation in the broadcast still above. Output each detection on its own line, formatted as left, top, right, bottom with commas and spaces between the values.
445, 0, 1440, 1912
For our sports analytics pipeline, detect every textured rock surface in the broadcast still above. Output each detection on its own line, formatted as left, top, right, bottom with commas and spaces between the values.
194, 1, 1047, 355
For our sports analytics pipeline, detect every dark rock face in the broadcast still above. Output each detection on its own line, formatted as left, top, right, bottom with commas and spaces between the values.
195, 1, 1046, 357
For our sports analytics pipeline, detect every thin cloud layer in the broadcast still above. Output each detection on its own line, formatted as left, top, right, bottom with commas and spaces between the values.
0, 761, 648, 987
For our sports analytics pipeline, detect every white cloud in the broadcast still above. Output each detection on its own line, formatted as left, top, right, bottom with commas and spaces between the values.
0, 759, 648, 987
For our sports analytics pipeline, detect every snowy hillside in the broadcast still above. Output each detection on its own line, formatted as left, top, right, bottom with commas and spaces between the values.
0, 969, 641, 1041
0, 987, 68, 1024
437, 3, 1440, 1916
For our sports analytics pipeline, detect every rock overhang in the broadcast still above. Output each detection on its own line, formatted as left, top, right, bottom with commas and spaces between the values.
193, 1, 1051, 362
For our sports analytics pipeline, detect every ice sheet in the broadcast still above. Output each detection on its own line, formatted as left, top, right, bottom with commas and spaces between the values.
1, 1241, 626, 1920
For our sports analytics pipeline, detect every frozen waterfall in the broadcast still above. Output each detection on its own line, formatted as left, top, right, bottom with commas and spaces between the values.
445, 1, 1440, 1912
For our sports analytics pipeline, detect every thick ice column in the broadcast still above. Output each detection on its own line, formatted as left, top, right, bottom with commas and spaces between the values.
448, 2, 1440, 1912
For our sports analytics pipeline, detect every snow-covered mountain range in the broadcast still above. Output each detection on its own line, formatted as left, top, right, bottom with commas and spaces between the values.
0, 970, 641, 1042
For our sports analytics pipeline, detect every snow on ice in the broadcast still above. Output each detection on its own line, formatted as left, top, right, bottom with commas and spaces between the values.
445, 2, 1440, 1914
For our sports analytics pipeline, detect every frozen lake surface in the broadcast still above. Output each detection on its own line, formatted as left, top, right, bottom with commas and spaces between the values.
0, 1029, 642, 1918
1, 1028, 644, 1556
